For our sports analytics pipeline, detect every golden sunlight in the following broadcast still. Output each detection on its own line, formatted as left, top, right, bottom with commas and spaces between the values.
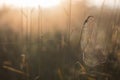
0, 0, 61, 8
89, 0, 117, 7
39, 0, 61, 8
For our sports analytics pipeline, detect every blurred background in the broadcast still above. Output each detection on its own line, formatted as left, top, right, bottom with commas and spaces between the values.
0, 0, 120, 80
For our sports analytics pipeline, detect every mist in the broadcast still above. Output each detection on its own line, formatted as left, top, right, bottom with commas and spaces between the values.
0, 0, 120, 80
